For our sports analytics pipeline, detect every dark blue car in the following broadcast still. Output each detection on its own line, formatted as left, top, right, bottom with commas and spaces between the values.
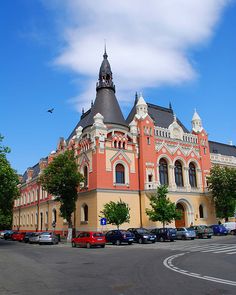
209, 224, 228, 236
105, 230, 135, 245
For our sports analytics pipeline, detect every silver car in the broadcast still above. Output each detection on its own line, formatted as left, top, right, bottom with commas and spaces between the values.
176, 227, 196, 240
39, 232, 58, 245
29, 232, 41, 244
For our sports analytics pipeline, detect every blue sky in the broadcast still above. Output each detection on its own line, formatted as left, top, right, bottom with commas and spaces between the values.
0, 0, 236, 174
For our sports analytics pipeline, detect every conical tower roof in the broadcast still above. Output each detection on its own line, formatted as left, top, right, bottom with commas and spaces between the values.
85, 50, 127, 127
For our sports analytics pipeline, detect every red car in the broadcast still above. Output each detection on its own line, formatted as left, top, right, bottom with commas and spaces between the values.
12, 232, 26, 242
72, 231, 106, 248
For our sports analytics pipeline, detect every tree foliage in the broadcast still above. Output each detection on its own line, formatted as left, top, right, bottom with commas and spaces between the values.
100, 199, 130, 229
0, 135, 19, 225
146, 185, 181, 228
39, 150, 83, 228
207, 165, 236, 221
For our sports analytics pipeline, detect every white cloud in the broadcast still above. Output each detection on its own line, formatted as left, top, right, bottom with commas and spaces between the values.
43, 0, 230, 111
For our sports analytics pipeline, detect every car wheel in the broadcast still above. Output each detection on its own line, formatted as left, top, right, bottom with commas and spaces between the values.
207, 236, 211, 239
138, 238, 143, 244
101, 244, 105, 248
181, 235, 186, 240
86, 242, 91, 249
159, 237, 164, 242
116, 240, 121, 246
72, 242, 76, 247
230, 230, 235, 235
152, 240, 155, 243
128, 241, 132, 245
191, 238, 194, 240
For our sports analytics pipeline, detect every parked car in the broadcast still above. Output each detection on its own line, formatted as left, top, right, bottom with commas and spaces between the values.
39, 232, 59, 245
127, 228, 156, 244
209, 224, 228, 236
176, 227, 196, 240
150, 228, 176, 242
105, 230, 134, 245
29, 232, 41, 244
0, 230, 13, 239
24, 232, 35, 243
11, 232, 26, 241
230, 229, 236, 235
4, 230, 17, 240
72, 231, 106, 248
222, 222, 236, 235
189, 225, 213, 239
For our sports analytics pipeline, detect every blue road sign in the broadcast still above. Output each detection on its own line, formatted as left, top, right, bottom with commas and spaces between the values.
100, 218, 107, 226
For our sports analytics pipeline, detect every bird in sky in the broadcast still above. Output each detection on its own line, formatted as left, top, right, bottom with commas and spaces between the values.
47, 108, 54, 113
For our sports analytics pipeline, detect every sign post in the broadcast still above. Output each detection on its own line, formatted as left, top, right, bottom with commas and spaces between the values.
100, 218, 107, 233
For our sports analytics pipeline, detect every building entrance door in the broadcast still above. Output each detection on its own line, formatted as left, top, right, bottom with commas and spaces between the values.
175, 203, 185, 228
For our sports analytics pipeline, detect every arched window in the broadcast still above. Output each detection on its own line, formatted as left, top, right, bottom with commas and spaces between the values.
52, 209, 57, 223
40, 212, 43, 231
159, 158, 169, 185
83, 166, 88, 187
81, 204, 88, 222
115, 164, 125, 184
118, 141, 121, 149
114, 141, 117, 148
123, 142, 125, 149
199, 204, 204, 218
189, 162, 197, 187
175, 160, 184, 187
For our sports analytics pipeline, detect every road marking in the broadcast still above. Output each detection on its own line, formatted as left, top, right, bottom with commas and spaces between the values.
170, 244, 236, 255
163, 253, 236, 287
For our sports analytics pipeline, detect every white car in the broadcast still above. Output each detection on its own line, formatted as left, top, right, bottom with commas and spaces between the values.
222, 222, 236, 235
39, 232, 59, 245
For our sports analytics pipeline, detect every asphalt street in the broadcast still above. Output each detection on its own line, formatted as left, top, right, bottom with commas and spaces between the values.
0, 236, 235, 295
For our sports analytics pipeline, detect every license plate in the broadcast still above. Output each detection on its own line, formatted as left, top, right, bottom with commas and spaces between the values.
128, 239, 133, 241
150, 238, 154, 240
97, 238, 102, 241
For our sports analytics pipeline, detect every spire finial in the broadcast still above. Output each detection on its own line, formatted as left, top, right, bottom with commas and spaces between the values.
82, 107, 84, 115
169, 102, 172, 110
103, 39, 108, 59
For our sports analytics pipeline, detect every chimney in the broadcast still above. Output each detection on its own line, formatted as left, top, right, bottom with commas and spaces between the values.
27, 167, 34, 181
39, 158, 47, 172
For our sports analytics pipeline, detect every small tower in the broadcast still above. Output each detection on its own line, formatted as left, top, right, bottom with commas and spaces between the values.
136, 93, 148, 119
192, 109, 203, 133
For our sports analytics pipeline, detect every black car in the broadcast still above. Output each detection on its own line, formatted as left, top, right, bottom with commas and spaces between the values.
24, 232, 35, 243
4, 230, 16, 240
150, 228, 176, 242
127, 228, 156, 244
105, 230, 134, 245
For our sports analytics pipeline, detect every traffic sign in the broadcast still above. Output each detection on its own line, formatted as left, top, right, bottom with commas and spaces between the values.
100, 218, 107, 226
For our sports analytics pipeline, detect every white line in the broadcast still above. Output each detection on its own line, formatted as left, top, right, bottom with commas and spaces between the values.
163, 253, 236, 287
212, 246, 236, 253
226, 251, 236, 255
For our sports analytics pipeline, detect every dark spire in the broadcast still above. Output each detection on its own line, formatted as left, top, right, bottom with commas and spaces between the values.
85, 50, 126, 127
134, 92, 138, 105
169, 102, 172, 110
82, 107, 84, 115
97, 47, 115, 92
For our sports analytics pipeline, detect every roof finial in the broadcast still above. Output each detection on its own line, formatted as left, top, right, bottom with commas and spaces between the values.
82, 107, 84, 115
103, 39, 108, 59
169, 102, 172, 110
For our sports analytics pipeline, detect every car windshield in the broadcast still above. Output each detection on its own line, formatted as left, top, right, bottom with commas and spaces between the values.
137, 229, 149, 234
93, 233, 104, 237
186, 227, 194, 231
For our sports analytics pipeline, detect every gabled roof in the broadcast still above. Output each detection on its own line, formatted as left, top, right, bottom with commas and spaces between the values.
209, 141, 236, 157
126, 102, 189, 133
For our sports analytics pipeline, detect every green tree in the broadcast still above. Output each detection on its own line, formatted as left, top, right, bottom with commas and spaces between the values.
0, 135, 19, 229
100, 199, 130, 229
146, 185, 181, 228
207, 165, 236, 222
39, 150, 83, 230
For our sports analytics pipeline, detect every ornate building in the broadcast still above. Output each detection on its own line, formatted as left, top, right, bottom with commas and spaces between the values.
12, 51, 236, 234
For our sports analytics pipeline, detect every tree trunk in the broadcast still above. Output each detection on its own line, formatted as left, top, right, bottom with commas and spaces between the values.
225, 217, 229, 222
67, 216, 73, 242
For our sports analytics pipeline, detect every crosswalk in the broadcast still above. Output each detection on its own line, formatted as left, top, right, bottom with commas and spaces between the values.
170, 243, 236, 255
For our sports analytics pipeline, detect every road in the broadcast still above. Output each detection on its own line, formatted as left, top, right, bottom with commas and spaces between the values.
0, 236, 235, 295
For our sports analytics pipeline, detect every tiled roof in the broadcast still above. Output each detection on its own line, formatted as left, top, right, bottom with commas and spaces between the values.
209, 141, 236, 157
126, 102, 189, 133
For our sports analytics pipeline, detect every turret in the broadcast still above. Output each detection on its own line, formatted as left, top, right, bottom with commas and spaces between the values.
192, 109, 203, 133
